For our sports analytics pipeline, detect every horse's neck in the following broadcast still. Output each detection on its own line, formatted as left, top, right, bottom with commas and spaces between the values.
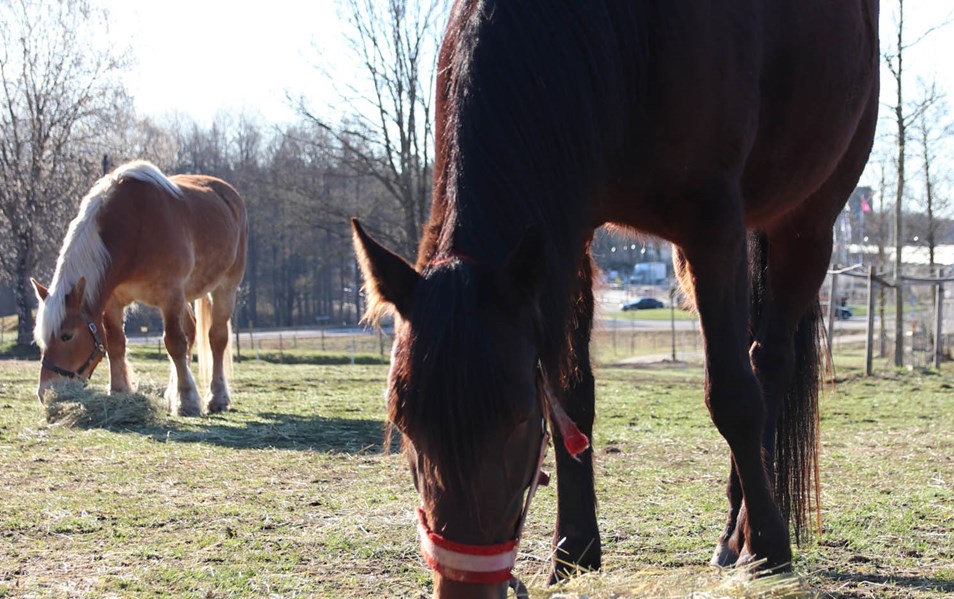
89, 258, 120, 317
427, 207, 525, 274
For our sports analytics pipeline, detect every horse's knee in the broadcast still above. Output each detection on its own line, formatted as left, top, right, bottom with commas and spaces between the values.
706, 371, 765, 443
163, 330, 188, 358
209, 326, 229, 354
750, 338, 795, 386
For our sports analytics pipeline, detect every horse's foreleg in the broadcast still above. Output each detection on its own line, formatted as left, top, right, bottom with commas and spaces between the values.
550, 254, 601, 583
103, 298, 133, 394
681, 195, 791, 572
162, 300, 201, 417
205, 288, 237, 414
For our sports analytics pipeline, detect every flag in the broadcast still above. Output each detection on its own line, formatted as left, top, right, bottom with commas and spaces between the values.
861, 194, 872, 213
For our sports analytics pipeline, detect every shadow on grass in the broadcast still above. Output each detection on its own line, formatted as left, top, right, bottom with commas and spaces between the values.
43, 383, 396, 455
0, 342, 40, 360
134, 410, 398, 455
813, 569, 954, 595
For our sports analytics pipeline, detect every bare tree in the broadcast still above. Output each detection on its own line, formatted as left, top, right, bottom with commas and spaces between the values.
881, 0, 949, 366
874, 160, 890, 358
297, 0, 445, 259
912, 83, 951, 275
0, 0, 129, 346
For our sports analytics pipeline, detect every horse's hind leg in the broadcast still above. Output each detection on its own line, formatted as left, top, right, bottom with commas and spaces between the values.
714, 99, 877, 567
205, 287, 237, 413
680, 184, 791, 571
102, 297, 133, 394
550, 253, 601, 582
162, 298, 202, 416
712, 229, 810, 567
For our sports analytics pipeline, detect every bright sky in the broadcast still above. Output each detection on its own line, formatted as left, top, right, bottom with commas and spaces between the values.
107, 1, 352, 125
109, 1, 954, 141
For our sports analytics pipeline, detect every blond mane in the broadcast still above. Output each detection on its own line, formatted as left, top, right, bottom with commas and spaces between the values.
34, 161, 181, 348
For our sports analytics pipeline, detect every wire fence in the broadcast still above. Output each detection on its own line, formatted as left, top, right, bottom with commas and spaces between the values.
104, 268, 954, 376
825, 265, 954, 374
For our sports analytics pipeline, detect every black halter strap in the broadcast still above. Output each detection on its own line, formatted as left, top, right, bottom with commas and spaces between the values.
41, 319, 107, 381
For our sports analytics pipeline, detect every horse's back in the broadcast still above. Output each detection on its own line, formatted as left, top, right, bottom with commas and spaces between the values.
102, 172, 247, 304
170, 174, 247, 223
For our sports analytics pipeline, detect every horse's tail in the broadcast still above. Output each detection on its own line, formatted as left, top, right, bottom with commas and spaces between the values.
749, 232, 823, 546
195, 294, 214, 393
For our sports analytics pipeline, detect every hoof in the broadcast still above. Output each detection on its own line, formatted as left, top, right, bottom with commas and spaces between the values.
205, 380, 231, 414
167, 386, 202, 417
736, 547, 755, 567
205, 395, 231, 414
175, 400, 202, 417
738, 542, 793, 574
547, 539, 601, 585
710, 542, 740, 568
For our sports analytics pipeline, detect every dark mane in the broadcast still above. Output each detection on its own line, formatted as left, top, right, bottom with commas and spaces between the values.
388, 260, 514, 493
419, 1, 640, 390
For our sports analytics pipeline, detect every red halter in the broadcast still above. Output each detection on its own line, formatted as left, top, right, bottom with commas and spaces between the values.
415, 380, 590, 587
417, 425, 549, 585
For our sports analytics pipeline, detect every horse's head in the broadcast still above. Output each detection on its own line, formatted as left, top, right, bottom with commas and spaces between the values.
32, 277, 106, 402
353, 219, 551, 598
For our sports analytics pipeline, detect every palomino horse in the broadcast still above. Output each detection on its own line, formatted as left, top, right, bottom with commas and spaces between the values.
354, 1, 879, 596
33, 161, 248, 417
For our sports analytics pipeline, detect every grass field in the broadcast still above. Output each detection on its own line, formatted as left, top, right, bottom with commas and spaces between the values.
1, 345, 952, 598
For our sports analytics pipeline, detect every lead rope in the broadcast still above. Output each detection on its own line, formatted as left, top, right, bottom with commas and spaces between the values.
507, 423, 549, 597
507, 376, 591, 596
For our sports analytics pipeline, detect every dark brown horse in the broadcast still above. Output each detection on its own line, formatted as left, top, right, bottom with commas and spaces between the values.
33, 160, 248, 417
354, 1, 879, 596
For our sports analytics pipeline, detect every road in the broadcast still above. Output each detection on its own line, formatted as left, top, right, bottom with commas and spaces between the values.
124, 287, 873, 345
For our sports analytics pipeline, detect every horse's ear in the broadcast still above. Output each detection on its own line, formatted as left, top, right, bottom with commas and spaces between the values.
31, 278, 49, 303
66, 277, 87, 309
352, 218, 419, 322
498, 226, 545, 307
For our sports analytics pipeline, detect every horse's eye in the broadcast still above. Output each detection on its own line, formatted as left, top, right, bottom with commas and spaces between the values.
60, 332, 74, 342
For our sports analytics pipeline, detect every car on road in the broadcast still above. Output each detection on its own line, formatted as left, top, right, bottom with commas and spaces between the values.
835, 306, 853, 320
621, 297, 664, 311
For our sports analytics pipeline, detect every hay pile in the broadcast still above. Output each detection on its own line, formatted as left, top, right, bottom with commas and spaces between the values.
526, 560, 807, 598
43, 383, 167, 428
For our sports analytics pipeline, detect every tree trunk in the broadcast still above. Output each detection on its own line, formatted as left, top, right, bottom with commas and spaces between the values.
921, 117, 937, 276
892, 0, 906, 367
14, 236, 35, 347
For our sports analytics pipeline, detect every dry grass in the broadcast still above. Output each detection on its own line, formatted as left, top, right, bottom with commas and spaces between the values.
0, 350, 951, 597
43, 382, 167, 428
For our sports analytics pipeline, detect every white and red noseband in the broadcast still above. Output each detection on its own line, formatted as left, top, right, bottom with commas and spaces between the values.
416, 388, 590, 587
417, 506, 522, 584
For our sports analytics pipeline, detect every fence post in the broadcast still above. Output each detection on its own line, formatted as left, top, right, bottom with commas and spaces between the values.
827, 272, 838, 352
895, 283, 905, 368
935, 282, 944, 370
248, 320, 259, 361
865, 267, 875, 376
234, 318, 241, 363
670, 288, 677, 362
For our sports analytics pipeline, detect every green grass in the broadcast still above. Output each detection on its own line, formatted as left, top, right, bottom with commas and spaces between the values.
0, 347, 951, 597
604, 307, 698, 321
